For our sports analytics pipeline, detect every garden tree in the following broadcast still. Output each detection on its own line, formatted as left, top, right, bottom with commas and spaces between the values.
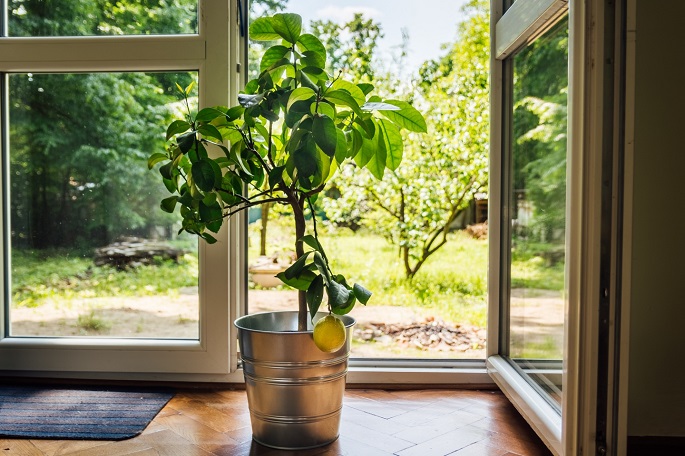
323, 0, 490, 279
310, 13, 383, 82
512, 19, 568, 243
8, 0, 196, 249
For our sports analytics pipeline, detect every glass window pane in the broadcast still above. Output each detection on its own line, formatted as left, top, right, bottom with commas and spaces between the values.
508, 15, 568, 407
246, 0, 490, 360
8, 0, 198, 36
7, 71, 200, 339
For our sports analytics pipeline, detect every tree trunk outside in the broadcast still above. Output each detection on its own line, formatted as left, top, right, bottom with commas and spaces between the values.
259, 202, 270, 256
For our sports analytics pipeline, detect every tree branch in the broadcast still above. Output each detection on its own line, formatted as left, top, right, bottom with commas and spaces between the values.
220, 196, 289, 220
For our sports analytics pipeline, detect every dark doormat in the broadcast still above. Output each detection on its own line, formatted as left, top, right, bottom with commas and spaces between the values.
0, 385, 174, 440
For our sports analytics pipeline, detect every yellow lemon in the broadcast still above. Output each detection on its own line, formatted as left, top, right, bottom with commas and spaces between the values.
313, 314, 346, 353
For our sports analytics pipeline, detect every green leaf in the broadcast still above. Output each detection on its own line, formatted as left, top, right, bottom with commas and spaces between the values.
306, 275, 325, 320
299, 50, 325, 69
260, 45, 290, 73
353, 283, 372, 305
184, 81, 196, 96
160, 196, 178, 213
285, 108, 309, 128
159, 161, 173, 180
287, 87, 316, 110
196, 107, 226, 122
379, 119, 404, 171
177, 131, 196, 153
354, 117, 376, 138
293, 138, 319, 180
301, 66, 328, 82
323, 90, 362, 116
229, 142, 252, 176
334, 129, 348, 164
366, 124, 387, 180
162, 177, 177, 193
198, 124, 223, 142
327, 280, 351, 309
200, 232, 217, 244
313, 147, 331, 187
316, 101, 336, 120
300, 234, 320, 251
192, 160, 218, 192
268, 165, 286, 189
330, 80, 366, 107
331, 293, 356, 315
271, 13, 302, 43
249, 16, 281, 41
299, 70, 320, 91
276, 269, 316, 291
148, 152, 168, 170
313, 252, 331, 284
225, 106, 245, 122
354, 135, 377, 168
188, 140, 208, 162
312, 115, 337, 157
350, 128, 363, 158
199, 200, 223, 233
378, 100, 428, 133
296, 34, 326, 64
166, 120, 191, 140
284, 251, 313, 280
357, 83, 374, 95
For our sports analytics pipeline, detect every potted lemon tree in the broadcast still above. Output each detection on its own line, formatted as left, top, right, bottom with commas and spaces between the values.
148, 13, 426, 450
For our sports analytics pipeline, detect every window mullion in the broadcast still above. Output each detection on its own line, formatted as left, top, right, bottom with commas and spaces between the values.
0, 36, 205, 72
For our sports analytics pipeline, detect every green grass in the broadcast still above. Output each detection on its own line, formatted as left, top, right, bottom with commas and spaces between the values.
12, 221, 564, 337
76, 310, 112, 332
250, 220, 490, 327
510, 240, 565, 290
11, 249, 198, 307
326, 229, 489, 327
249, 219, 565, 329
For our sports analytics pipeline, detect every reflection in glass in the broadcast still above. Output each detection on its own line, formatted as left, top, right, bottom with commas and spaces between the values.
8, 72, 200, 339
508, 16, 568, 407
8, 0, 198, 36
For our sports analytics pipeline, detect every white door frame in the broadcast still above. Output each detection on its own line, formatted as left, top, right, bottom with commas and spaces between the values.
488, 0, 632, 454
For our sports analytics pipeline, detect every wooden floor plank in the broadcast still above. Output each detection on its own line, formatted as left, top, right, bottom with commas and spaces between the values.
6, 388, 552, 456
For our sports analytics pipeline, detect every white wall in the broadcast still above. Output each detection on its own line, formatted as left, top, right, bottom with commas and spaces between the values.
628, 0, 685, 437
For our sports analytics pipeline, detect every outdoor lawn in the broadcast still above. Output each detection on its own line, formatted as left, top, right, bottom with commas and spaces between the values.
9, 220, 564, 359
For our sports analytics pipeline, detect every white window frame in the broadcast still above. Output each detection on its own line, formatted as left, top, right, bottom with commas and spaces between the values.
0, 0, 246, 382
488, 0, 631, 454
487, 0, 571, 454
0, 0, 508, 387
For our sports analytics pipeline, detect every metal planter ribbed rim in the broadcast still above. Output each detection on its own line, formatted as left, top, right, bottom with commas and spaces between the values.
234, 310, 356, 333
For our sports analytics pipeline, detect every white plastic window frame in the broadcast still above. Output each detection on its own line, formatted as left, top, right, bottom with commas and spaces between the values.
0, 0, 245, 382
487, 0, 571, 454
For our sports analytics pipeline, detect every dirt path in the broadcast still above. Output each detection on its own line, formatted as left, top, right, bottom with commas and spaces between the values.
9, 288, 563, 360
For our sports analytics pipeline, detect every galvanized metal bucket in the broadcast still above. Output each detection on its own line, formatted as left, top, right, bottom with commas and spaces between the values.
234, 311, 355, 450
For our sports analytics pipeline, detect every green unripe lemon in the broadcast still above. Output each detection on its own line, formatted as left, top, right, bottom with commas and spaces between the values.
313, 314, 346, 353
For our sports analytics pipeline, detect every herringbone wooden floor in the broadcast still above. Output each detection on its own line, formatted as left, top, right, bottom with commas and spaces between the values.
1, 389, 553, 456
